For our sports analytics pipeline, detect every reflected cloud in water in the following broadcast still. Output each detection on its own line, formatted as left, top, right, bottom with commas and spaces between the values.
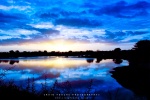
0, 57, 131, 99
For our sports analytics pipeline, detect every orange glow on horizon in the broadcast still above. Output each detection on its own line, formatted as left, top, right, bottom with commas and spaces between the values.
0, 39, 133, 52
18, 58, 89, 69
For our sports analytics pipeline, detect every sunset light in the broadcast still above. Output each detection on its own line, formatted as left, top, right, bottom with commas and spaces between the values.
0, 0, 149, 99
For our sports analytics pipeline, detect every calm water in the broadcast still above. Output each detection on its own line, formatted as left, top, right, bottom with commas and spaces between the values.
0, 56, 135, 99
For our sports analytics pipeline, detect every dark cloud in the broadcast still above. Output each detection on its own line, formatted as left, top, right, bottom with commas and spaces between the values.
0, 29, 60, 45
39, 13, 59, 18
36, 9, 87, 20
0, 11, 60, 46
0, 37, 43, 46
54, 18, 102, 27
0, 11, 31, 31
0, 38, 31, 46
59, 11, 79, 17
126, 31, 149, 35
89, 1, 150, 18
27, 27, 60, 35
0, 12, 25, 23
94, 30, 125, 42
94, 30, 149, 44
59, 11, 87, 17
7, 23, 60, 35
130, 1, 150, 9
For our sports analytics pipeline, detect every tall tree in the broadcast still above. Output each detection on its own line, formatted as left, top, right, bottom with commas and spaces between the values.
132, 40, 150, 52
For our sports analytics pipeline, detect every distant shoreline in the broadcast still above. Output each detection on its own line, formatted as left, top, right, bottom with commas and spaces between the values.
0, 50, 138, 59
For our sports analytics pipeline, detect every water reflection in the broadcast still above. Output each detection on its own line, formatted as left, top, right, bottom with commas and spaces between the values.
96, 58, 103, 63
0, 60, 19, 65
113, 59, 123, 64
0, 57, 131, 100
86, 58, 94, 63
110, 57, 150, 100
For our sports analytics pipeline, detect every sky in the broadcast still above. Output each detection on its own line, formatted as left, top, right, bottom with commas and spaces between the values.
0, 0, 150, 52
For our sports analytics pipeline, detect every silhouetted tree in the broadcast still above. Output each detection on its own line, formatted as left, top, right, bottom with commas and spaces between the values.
23, 51, 27, 53
44, 50, 47, 53
69, 51, 72, 53
9, 50, 14, 54
15, 50, 20, 53
114, 48, 121, 52
132, 40, 150, 52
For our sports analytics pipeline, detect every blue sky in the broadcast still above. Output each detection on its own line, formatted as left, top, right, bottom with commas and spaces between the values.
0, 0, 150, 51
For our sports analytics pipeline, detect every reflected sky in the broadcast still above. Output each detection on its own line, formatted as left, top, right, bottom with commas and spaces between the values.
0, 57, 132, 99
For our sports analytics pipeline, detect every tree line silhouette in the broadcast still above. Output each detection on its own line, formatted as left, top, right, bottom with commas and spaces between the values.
1, 40, 150, 59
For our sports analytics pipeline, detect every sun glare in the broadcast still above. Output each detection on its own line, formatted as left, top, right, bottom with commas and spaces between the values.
18, 58, 88, 69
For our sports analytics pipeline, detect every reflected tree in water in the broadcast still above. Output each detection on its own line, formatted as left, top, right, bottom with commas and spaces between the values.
9, 60, 19, 65
110, 58, 150, 100
96, 58, 102, 63
0, 60, 19, 65
113, 59, 123, 64
86, 59, 94, 63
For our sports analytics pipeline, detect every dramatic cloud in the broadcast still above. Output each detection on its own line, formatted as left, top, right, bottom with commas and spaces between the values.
93, 30, 150, 44
0, 29, 60, 45
39, 13, 59, 18
0, 11, 26, 23
89, 1, 150, 18
0, 0, 150, 51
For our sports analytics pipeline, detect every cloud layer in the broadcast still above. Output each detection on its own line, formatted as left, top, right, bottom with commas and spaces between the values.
0, 0, 150, 50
